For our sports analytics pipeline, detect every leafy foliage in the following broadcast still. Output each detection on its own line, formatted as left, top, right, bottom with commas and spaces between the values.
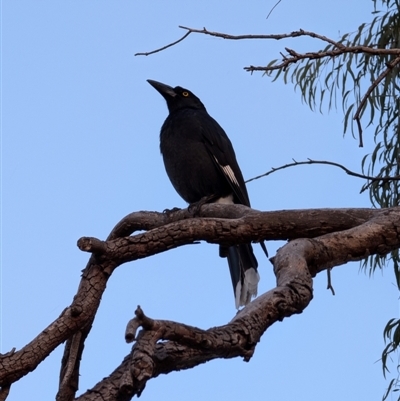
266, 0, 400, 399
382, 318, 400, 399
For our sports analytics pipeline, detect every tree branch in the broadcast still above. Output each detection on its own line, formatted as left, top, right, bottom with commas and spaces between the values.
245, 158, 400, 191
135, 26, 400, 63
134, 30, 191, 56
266, 0, 282, 19
75, 207, 400, 400
2, 206, 399, 401
135, 25, 400, 147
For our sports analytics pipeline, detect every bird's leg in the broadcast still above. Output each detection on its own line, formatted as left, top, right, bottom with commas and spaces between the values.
188, 194, 217, 216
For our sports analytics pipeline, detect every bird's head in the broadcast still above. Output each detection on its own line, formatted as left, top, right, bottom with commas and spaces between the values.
147, 79, 206, 113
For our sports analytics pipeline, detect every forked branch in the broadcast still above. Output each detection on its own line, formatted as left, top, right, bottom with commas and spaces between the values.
136, 25, 400, 147
2, 205, 400, 401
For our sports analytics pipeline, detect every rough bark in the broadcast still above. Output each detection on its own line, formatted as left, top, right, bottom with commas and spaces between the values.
1, 205, 398, 401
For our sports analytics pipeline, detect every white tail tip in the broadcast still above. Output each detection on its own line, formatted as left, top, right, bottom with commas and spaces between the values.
235, 268, 260, 309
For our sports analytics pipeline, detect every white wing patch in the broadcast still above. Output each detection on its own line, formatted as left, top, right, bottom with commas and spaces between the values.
213, 156, 241, 188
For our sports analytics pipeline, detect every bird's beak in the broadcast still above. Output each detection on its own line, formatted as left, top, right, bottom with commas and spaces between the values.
147, 80, 177, 98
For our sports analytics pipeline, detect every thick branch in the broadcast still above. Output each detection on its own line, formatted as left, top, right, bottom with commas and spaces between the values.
75, 207, 400, 400
2, 206, 399, 401
76, 207, 378, 264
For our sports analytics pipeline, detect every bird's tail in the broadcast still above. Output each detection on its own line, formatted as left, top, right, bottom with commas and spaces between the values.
224, 244, 259, 309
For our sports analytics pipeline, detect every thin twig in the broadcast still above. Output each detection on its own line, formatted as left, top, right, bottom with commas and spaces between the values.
245, 158, 400, 184
178, 26, 351, 48
135, 30, 191, 56
266, 0, 283, 19
136, 25, 399, 70
245, 45, 400, 72
327, 268, 335, 295
135, 26, 400, 149
355, 118, 364, 148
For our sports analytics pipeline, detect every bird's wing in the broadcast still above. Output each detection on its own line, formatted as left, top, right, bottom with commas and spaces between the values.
198, 112, 251, 206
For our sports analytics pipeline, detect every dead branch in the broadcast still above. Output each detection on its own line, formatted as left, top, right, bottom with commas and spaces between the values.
134, 31, 191, 56
135, 26, 400, 63
245, 158, 400, 190
327, 268, 335, 295
266, 0, 283, 19
75, 207, 400, 400
0, 385, 11, 401
133, 26, 352, 59
2, 205, 400, 401
135, 25, 400, 147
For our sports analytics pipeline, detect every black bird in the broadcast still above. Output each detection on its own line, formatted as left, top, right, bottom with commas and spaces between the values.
148, 79, 259, 308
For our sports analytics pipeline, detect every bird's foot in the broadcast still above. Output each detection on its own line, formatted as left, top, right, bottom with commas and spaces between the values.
188, 194, 216, 216
163, 207, 182, 214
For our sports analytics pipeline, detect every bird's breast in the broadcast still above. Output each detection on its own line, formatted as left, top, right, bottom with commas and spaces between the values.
159, 111, 232, 203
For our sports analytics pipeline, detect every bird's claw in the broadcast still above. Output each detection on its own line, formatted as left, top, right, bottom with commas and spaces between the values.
188, 194, 215, 216
163, 207, 182, 214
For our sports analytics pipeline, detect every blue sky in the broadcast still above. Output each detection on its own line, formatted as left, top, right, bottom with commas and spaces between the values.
1, 1, 399, 400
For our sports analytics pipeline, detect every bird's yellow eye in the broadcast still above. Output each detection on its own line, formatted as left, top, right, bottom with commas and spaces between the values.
182, 91, 189, 97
